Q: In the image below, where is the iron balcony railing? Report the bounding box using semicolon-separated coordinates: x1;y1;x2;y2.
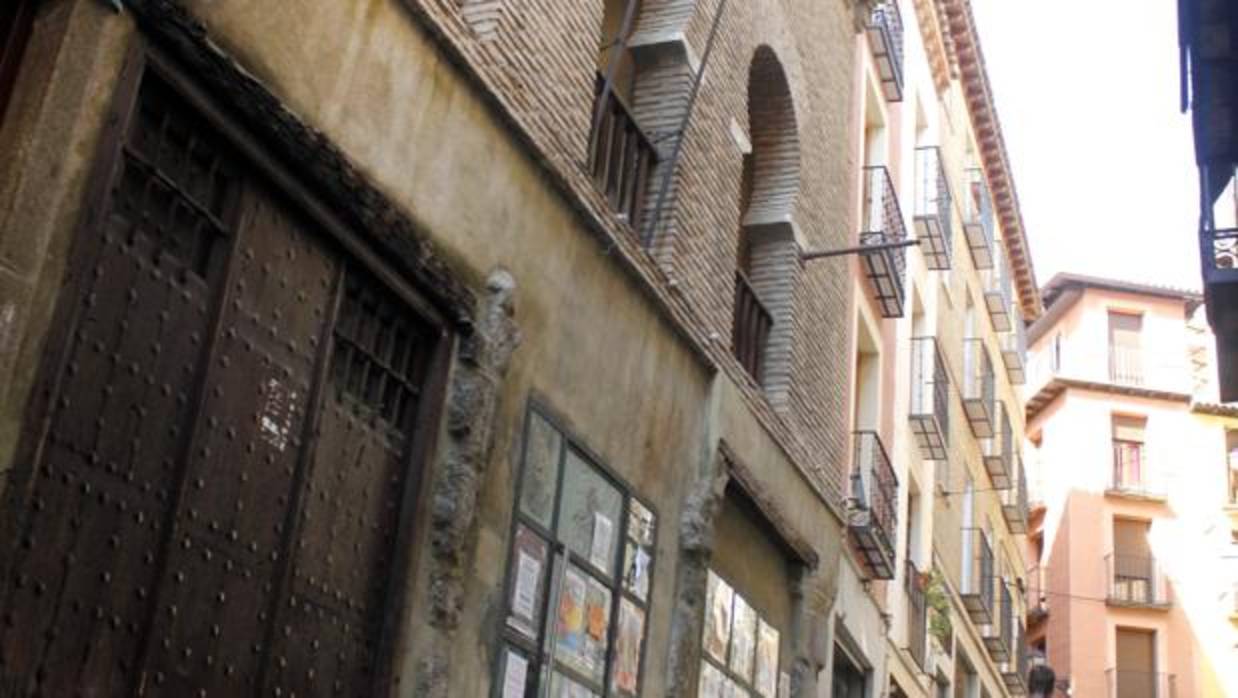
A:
913;146;952;270
1109;441;1168;500
963;168;995;270
860;165;908;318
960;527;995;625
1001;624;1029;696
1109;343;1145;386
1001;455;1029;535
588;75;657;227
1027;565;1048;621
732;270;772;385
983;580;1013;663
865;0;905;102
1203;225;1238;284
983;243;1014;332
1000;305;1027;385
1106;553;1171;607
1106;670;1177;698
982;400;1013;490
905;560;927;671
962;338;996;438
849;431;899;580
909;337;950;461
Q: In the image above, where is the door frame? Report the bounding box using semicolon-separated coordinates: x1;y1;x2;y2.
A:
0;34;458;696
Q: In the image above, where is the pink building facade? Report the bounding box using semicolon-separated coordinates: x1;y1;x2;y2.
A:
1024;274;1238;698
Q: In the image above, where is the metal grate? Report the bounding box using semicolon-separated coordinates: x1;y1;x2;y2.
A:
913;146;953;270
860;165;908;317
116;76;235;278
588;74;657;228
866;0;905;101
331;272;428;437
849;431;899;580
732;269;773;384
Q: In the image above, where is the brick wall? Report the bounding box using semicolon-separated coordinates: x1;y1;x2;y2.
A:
407;0;862;502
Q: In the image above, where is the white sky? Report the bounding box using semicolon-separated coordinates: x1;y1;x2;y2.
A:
970;0;1201;291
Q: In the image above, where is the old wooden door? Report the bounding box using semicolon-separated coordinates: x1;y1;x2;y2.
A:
0;65;435;697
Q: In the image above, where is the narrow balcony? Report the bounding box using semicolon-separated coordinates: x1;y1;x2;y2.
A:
732;269;772;384
982;400;1013;489
960;527;995;625
1105;553;1171;608
913;146;952;270
588;75;657;226
983;580;1013;664
1000;305;1027;385
1203;227;1238;402
1001;626;1029;696
865;0;905;102
962;338;996;438
1108;441;1168;501
1108;342;1145;386
1027;565;1048;623
1106;670;1177;698
909;337;950;461
963;168;995;270
983;244;1014;332
1001;455;1029;535
905;560;927;671
849;431;899;580
860;165;908;318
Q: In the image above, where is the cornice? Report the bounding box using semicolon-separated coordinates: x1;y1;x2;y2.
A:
941;0;1044;319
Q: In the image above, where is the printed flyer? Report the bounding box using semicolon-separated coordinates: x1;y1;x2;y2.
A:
728;594;756;681
702;572;733;663
754;619;780;698
612;598;644;694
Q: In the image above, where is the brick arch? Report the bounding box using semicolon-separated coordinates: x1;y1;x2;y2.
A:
734;45;801;407
744;45;802;224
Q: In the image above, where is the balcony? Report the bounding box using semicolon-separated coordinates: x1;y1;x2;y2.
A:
849;431;899;580
905;560;927;671
865;0;905;102
1000;306;1027;385
1105;553;1171;608
962;168;995;270
1108;442;1168;501
1106;670;1177;698
1027;565;1048;622
1108;343;1145;386
1001;455;1029;535
983;244;1014;332
913;146;952;270
732;270;772;384
1025;339;1192;420
1001;625;1029;696
909;337;950;461
962;339;996;438
983;581;1013;664
960;527;995;625
860;165;908;318
588;75;657;226
982;400;1013;489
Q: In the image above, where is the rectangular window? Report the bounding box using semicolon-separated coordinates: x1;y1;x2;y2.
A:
497;406;657;697
699;570;784;698
1108;312;1143;385
1111;415;1147;490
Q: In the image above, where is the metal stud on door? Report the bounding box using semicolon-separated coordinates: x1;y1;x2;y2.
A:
0;64;437;696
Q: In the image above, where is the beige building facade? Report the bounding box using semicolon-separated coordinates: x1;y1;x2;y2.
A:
1024;274;1238;698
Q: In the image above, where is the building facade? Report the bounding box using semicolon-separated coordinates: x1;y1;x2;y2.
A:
845;3;1041;697
1024;274;1238;697
0;0;1036;696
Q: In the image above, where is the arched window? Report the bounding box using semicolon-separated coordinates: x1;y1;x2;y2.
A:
588;0;657;227
732;47;801;404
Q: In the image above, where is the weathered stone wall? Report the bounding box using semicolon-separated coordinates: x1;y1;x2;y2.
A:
0;0;858;696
